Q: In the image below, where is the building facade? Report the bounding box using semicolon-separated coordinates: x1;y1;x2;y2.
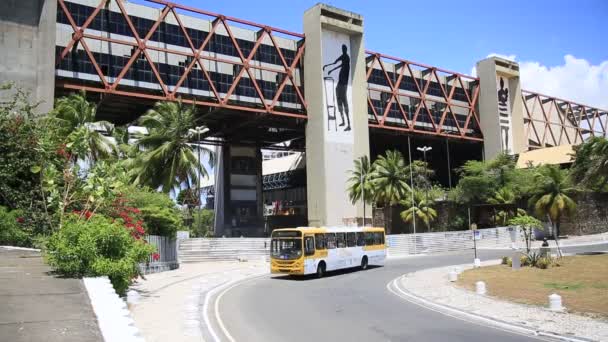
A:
1;0;606;235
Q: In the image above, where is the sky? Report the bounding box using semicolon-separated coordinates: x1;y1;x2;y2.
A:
141;0;608;109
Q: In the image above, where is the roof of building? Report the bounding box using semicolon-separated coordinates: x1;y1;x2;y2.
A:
516;144;575;168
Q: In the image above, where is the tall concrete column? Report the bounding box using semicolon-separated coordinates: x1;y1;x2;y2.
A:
303;4;370;227
476;57;525;160
0;0;56;115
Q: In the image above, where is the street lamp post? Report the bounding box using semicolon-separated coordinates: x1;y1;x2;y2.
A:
188;126;209;235
416;146;432;232
360;171;366;226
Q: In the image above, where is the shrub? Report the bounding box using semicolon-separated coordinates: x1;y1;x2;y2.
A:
501;256;509;265
0;206;31;247
122;187;183;237
45;214;154;295
520;255;530;266
537;257;551;269
526;251;542;267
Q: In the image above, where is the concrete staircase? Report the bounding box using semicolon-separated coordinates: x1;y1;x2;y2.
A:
178;238;270;263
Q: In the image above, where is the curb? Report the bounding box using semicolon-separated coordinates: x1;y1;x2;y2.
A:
84;277;145;342
387;267;595;342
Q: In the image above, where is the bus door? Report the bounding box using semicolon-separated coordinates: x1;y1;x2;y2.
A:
303;234;316;274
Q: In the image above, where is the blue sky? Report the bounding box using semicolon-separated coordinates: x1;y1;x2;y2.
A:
163;0;607;76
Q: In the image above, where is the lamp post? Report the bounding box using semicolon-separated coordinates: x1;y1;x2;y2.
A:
416;146;432;231
188;126;210;235
360;171;366;226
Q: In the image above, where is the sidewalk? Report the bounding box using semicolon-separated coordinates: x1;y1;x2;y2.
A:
0;247;102;342
129;260;268;342
481;231;608;250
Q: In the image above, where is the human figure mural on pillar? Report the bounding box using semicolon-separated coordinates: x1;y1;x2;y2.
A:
323;44;351;132
496;76;513;153
321;31;354;144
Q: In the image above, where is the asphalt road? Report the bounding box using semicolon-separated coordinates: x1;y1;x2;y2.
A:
217;244;608;342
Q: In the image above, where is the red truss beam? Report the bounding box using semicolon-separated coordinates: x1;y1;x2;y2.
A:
521;90;608;149
55;0;307;119
365;51;483;141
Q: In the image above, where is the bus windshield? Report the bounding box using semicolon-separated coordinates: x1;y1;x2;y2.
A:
270;238;302;260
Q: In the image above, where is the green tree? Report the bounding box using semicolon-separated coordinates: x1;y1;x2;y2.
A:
369;150;411;233
571;137;608;192
487;187;526;226
51;91;115;162
130;101;214;194
346;155;374;211
400;190;437;231
508;214;542;253
529;165;576;238
407;160;434;190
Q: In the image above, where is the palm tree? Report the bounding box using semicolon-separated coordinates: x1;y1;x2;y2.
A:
346;156;374;224
529;165;576;238
487;187;525;226
51;91;115;162
400;190;437;231
369;150;411;233
130;100;214;194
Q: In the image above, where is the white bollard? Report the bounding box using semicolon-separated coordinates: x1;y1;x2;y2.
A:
549;293;563;311
474;258;481;268
453;266;462;275
475;281;486;295
448;270;458;282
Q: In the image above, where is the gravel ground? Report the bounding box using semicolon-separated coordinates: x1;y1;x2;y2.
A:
400;260;608;342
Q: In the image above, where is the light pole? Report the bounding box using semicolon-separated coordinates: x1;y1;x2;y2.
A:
416;146;432;232
188;126;209;235
360;171;366;226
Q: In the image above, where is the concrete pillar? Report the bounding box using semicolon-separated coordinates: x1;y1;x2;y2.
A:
303;4;370;227
0;0;56;115
476;57;525;160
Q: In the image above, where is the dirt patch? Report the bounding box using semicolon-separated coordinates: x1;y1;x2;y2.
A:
456;254;608;318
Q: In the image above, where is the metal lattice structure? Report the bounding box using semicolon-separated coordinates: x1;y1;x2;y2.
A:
55;0;307;119
365;51;483;141
522;90;608;149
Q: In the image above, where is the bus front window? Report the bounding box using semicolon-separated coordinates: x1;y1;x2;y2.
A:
271;239;303;260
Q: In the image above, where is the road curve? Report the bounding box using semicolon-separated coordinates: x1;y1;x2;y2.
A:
216;244;608;342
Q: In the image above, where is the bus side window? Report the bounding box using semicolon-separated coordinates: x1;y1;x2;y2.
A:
336;233;346;248
315;233;326;250
304;236;315;256
356;232;366;246
381;232;385;245
346;232;356;247
373;232;381;245
365;232;374;246
326;233;336;249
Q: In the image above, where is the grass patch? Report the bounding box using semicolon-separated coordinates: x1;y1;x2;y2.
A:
456;254;608;318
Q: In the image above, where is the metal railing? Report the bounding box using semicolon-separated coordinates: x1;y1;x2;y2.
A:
139;235;179;274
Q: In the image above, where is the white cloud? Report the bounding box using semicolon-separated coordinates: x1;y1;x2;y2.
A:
471;54;608;110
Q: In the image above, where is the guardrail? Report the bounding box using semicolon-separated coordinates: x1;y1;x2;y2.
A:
387;227;516;256
139;235;179;274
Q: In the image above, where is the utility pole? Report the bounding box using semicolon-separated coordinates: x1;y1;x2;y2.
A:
360;170;366;226
188;126;210;235
408;137;416;254
417;146;432;232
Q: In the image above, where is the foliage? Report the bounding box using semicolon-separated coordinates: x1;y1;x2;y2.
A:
121;187;183;237
448;153;533;205
50;91;115;162
369;150;411;206
501;256;510;265
191;208;214;237
537;257;551;269
176;188;201;208
45;214;154;295
488;188;526;226
509;215;542;253
0;206;31;247
571;137;608;192
346;155;374;205
407;160;434;190
529;165;576;237
129;100;214;193
399;190;437;230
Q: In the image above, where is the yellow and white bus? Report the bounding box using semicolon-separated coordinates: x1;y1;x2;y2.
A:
270;227;386;277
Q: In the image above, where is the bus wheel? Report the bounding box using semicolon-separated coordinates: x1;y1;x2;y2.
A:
361;256;368;270
316;262;325;278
